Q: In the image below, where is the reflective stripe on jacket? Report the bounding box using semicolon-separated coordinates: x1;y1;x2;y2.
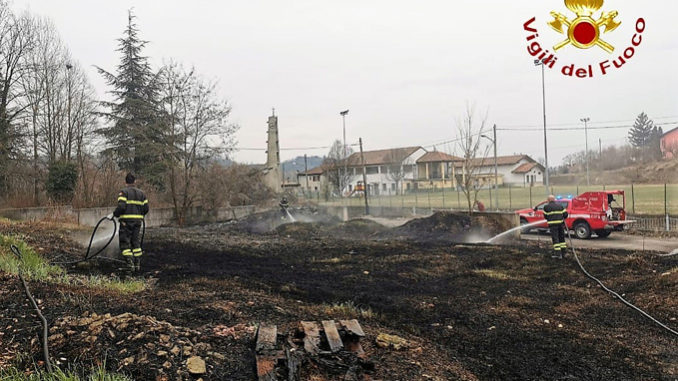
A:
113;186;149;221
543;201;568;226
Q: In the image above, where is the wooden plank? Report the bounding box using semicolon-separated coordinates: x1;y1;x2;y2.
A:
285;348;301;381
300;321;321;355
255;355;277;381
321;320;343;352
256;324;277;353
339;319;365;337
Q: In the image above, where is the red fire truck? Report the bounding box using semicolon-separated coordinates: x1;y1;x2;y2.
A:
516;190;634;239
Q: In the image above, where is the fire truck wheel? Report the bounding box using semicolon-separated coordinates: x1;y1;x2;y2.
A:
574;221;591;239
595;230;612;238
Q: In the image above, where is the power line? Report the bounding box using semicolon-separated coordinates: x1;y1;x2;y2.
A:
500;115;678;129
497;121;678;132
237;143;360;151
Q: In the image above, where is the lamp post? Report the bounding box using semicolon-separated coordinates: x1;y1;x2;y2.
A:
340;110;349;195
534;59;549;197
66;63;73;160
581;117;590;186
481;125;499;210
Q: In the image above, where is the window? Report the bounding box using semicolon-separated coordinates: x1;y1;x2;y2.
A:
382;183;387;191
349;184;353;191
380;166;387;174
406;183;411;190
391;183;396;191
366;166;378;174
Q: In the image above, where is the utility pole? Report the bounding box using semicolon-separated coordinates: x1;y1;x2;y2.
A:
359;137;369;215
534;59;549;197
581;117;591;186
340;110;349;195
304;154;309;196
481;125;499;210
493;124;498;210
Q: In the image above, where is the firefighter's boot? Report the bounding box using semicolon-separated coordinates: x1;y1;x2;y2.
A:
551;250;563;259
126;257;135;272
134;257;141;272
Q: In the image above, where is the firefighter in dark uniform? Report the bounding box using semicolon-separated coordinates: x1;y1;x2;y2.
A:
544;195;568;259
279;197;290;219
113;173;149;272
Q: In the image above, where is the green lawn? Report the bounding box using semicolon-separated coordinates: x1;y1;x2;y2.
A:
313;184;678;215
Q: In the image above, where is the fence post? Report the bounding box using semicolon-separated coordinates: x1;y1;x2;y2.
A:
457;187;461;209
665;183;669;232
442;184;446;209
427;187;432;212
631;183;635;215
508;184;512;209
529;186;533;207
576;185;579;196
414;189;418;215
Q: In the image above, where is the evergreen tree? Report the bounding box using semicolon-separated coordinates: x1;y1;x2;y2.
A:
628;112;653;148
96;10;165;183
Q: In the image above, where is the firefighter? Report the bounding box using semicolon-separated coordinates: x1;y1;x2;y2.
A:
112;173;149;272
543;195;568;259
279;196;290;219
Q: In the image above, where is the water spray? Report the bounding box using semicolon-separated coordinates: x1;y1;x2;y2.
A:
285;209;297;222
485;220;545;244
54;216;145;266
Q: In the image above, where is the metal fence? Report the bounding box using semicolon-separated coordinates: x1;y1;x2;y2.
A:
296;183;678;232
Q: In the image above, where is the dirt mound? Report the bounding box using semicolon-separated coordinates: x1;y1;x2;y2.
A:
327;219;388;239
230;207;340;234
381;212;512;242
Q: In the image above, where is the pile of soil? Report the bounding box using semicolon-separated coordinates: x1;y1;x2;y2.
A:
229;207;341;234
381;212;512;242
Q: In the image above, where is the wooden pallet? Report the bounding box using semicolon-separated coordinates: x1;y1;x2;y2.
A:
255;319;366;381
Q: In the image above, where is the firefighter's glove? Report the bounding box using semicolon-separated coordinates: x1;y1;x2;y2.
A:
106;213;114;220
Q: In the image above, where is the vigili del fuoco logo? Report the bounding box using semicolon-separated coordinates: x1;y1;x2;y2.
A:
523;0;645;78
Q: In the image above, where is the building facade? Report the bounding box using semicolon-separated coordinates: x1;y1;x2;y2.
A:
661;127;678;159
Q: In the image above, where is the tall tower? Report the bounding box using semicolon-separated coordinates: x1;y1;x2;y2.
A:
263;110;281;192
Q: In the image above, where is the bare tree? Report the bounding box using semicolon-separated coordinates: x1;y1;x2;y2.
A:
455;106;490;215
0;4;35;190
19;16;98;205
386;149;405;195
159;62;238;224
323;139;353;197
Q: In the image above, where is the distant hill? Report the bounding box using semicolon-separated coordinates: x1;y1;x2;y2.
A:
282;155;324;182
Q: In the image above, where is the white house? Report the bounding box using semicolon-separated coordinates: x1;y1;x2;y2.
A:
342;146;428;196
455;154;545;186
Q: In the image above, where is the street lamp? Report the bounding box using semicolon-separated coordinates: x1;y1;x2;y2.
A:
581;117;591;186
340;110;349;195
66;63;73;153
481;124;499;210
534;59;549;196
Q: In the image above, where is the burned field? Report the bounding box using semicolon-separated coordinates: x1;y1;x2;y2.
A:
1;211;677;380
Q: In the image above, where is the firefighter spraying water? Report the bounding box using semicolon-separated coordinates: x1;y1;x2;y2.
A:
110;173;149;272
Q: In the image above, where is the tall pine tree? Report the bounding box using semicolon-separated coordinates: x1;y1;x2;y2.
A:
96;10;165;183
628;112;653;148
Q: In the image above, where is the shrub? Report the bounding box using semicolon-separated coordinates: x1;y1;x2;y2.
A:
46;161;78;203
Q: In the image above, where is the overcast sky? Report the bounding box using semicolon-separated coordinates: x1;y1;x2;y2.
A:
12;0;678;165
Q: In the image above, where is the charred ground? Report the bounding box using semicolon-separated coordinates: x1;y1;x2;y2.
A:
1;211;676;380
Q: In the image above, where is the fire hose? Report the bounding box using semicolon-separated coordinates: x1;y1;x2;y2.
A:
53;216;145;266
566;229;678;337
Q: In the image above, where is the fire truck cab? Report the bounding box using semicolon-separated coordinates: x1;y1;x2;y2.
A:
516;190;633;239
